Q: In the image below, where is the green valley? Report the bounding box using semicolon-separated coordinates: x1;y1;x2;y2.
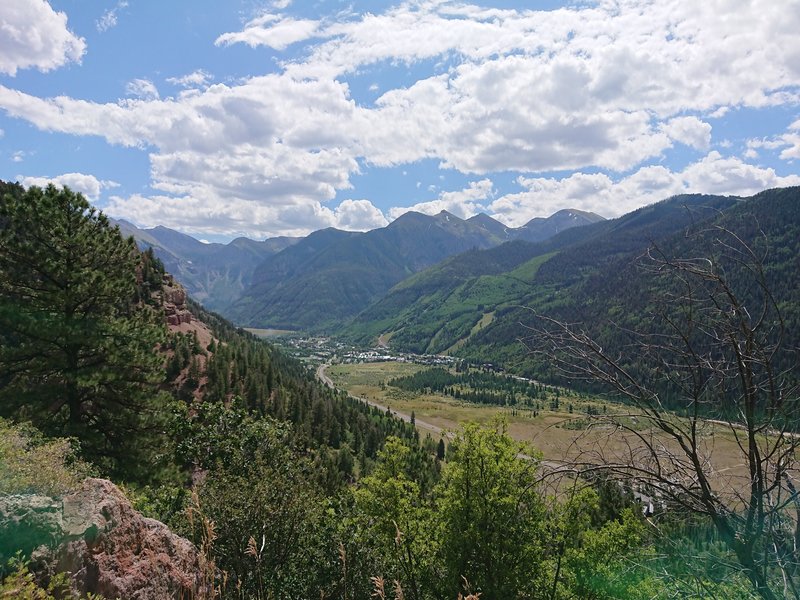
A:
3;181;800;599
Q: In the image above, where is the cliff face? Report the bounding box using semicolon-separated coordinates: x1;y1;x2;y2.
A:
162;279;193;327
1;478;209;600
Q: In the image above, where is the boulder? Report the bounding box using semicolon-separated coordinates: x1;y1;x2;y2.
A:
164;287;187;308
1;478;209;600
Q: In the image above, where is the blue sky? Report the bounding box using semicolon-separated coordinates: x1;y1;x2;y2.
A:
1;0;799;242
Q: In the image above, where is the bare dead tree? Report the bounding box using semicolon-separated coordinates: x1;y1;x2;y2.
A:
523;225;800;600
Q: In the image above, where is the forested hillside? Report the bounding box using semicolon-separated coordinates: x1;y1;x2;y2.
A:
460;188;800;387
227;211;494;330
227;208;603;332
348;190;798;373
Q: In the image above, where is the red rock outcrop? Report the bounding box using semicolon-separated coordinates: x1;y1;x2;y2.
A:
32;478;209;600
162;279;193;326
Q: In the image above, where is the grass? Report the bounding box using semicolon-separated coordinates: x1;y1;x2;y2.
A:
329;361;757;490
244;327;298;337
444;310;496;354
329;362;614;450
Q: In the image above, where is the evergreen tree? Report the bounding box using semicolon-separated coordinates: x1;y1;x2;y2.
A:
0;184;167;479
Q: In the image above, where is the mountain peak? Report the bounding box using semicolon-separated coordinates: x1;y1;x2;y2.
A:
516;208;605;243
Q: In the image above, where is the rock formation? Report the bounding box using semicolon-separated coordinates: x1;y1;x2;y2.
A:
2;478;209;599
162;278;193;326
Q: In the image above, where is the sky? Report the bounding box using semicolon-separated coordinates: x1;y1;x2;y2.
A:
1;0;799;243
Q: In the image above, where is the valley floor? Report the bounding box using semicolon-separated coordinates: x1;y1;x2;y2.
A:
323;360;765;497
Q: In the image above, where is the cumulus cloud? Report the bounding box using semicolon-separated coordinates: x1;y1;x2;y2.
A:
104;192;386;238
0;0;86;75
390;179;494;220
661;117;712;150
2;1;800;236
746;119;800;161
489;153;800;225
780;120;800;160
215;14;319;50
333;199;388;231
18;172;119;200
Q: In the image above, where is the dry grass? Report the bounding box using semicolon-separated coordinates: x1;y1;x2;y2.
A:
329;362;763;490
244;328;297;338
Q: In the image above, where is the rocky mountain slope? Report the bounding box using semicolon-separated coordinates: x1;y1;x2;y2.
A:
1;478;208;600
116;219;299;312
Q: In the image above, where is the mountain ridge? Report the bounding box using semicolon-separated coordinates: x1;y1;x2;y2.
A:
347;188;798;380
227;208;603;330
113;219;300;312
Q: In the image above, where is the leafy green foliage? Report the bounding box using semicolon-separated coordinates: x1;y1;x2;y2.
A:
179;405;337;600
0;560;105;600
434;422;546;599
0;419;90;497
344;438;437;600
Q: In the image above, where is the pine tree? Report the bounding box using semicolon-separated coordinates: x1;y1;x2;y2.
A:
0;184;167;479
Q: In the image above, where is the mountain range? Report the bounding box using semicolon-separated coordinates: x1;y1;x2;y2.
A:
344;187;800;380
121;208;603;328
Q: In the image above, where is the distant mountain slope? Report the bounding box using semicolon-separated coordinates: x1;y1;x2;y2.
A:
117;207;602;330
458;188;799;378
115;220;299;312
343;240;559;349
227;210;503;330
515;209;605;243
347;192;748;357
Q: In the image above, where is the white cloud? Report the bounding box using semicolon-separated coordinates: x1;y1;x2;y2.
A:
104;192;386;238
2;1;800;237
96;1;128;33
333;199;388;231
709;106;729;119
660;116;712;150
390;179;494;220
167;70;213;88
0;0;85;75
18;172;119;200
746;119;800;161
489;153;800;225
215;14;318;50
125;78;159;100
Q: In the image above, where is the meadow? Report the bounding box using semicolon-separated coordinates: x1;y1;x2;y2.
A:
327;361;759;493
